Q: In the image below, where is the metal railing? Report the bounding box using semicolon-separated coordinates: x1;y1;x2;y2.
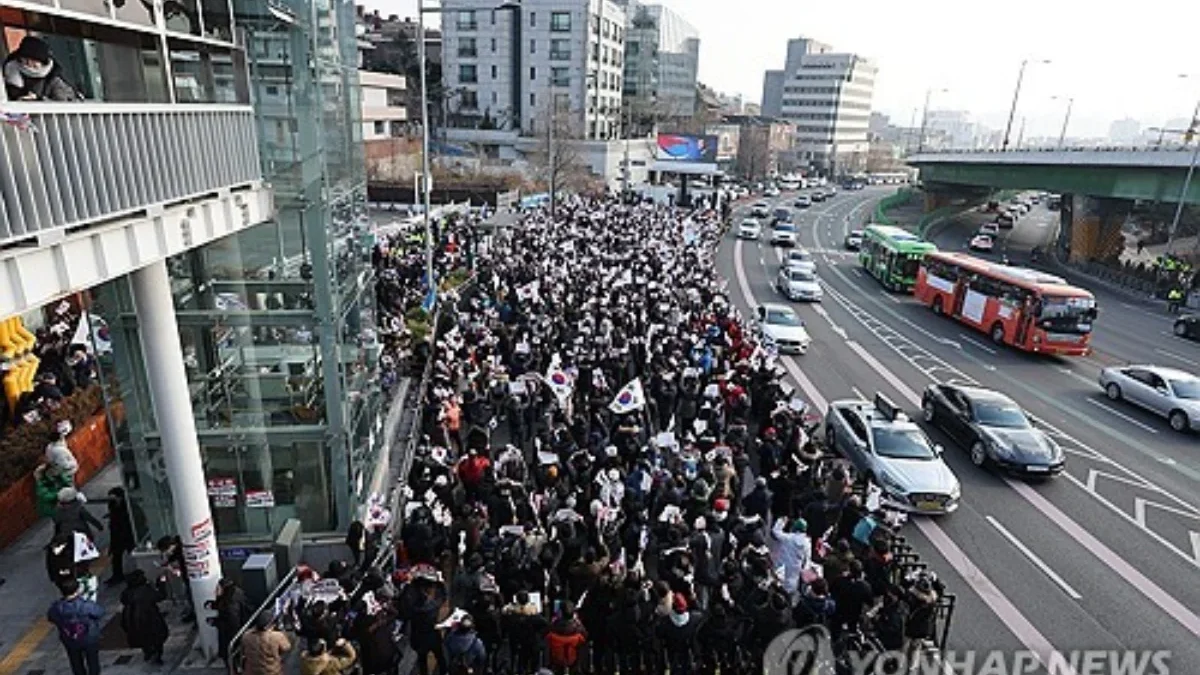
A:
0;103;262;247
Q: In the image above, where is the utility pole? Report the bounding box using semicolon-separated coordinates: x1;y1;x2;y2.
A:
548;91;557;219
1015;117;1026;150
1055;96;1073;149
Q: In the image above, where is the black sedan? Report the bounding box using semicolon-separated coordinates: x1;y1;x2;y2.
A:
921;384;1065;476
1173;315;1200;341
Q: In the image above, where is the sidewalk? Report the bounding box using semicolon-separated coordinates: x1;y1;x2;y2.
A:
0;464;218;675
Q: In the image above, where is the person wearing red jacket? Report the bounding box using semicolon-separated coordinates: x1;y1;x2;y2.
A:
545;602;587;674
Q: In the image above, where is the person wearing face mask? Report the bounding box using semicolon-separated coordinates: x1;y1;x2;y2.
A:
3;36;80;102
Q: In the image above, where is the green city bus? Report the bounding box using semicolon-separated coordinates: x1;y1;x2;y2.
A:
859;225;938;292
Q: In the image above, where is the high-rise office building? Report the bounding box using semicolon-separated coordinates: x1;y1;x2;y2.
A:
441;0;628;140
762;37;876;174
621;1;700;133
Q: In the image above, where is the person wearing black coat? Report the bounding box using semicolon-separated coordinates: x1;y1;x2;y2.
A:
120;570;168;664
105;487;145;585
209;578;254;662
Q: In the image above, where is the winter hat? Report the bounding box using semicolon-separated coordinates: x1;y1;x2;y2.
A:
15;36;52;65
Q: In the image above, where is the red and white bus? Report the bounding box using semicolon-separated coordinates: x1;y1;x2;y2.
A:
915;251;1097;356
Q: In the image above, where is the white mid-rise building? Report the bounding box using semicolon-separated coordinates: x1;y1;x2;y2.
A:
763;37;876;174
441;0;627;140
359;71;409;140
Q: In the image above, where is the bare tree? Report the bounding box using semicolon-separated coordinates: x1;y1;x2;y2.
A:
526;101;600;213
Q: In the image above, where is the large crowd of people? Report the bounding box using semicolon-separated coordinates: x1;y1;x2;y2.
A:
234;196;949;675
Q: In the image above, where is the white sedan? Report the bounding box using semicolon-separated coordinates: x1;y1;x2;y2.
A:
738;219;762;240
777;268;823;302
756;303;813;354
969;234;994;252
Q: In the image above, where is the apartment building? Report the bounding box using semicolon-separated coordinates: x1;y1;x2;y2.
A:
622;1;700;132
440;0;627;140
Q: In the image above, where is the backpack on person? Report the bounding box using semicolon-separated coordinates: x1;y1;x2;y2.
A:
446;636;481;675
51;602;91;649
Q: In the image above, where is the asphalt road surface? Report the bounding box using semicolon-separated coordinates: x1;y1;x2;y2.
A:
717;187;1200;673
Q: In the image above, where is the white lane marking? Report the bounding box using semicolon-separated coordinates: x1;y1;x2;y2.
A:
852;268;863;277
1155;348;1200;367
729;235;1080;662
1007;479;1200;639
959;333;999;355
850;386;867;400
880;291;902;304
733;239;827;413
846;340;925;404
1057;366;1099;387
915;520;1074;674
986;516;1083;600
811;304;848;340
1084;398;1160;434
818;278;1200;572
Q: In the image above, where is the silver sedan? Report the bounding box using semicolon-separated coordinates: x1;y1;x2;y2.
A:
1099;365;1200;432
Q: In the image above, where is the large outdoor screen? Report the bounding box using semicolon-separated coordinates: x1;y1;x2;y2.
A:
655;133;719;164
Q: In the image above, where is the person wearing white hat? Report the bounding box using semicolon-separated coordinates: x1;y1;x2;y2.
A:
52;487;103;540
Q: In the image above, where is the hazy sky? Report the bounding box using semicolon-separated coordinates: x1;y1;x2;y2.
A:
366;0;1200;139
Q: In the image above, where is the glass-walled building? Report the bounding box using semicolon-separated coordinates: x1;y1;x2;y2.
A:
79;0;376;542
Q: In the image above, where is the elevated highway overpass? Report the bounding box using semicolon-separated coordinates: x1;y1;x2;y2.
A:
907;146;1199;261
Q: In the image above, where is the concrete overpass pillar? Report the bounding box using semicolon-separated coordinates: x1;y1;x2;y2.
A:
923;191;954;212
1060;195;1132;264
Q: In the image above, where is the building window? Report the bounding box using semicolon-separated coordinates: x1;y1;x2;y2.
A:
554;92;570;110
460;90;479;110
551;11;571;31
530;38;536;54
459;64;478;83
530;92;536;106
628;41;639;56
530;66;537;81
601;45;608;64
591;14;600;35
456;10;477;30
529;11;536;27
374;121;385;135
490;9;496;24
591;43;599;61
551;67;569;87
589;121;596;137
492;91;498;104
491;64;497;79
458;37;477;57
550;39;571;60
491;38;497;52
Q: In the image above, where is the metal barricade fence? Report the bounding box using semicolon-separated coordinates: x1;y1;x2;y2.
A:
226;566;300;674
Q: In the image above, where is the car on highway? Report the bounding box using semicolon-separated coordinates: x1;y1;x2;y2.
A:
810;190;826;203
979;222;1000;236
772;207;793;224
997;212;1015;228
737;218;762;240
921;384;1064;475
825;393;961;514
777;267;823;302
750;201;771;218
1047;194;1062;210
794;195;812;208
770;222;798;247
1011;202;1031;215
969;234;994;252
764;185;781;197
756;303;812;354
844;229;865;250
825;186;838;198
1172;315;1200;341
1099;365;1200;432
782;248;817;273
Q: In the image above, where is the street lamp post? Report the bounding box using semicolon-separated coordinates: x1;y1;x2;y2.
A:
417;0;519;306
1167;138;1200;253
1015;117;1026;150
917;87;948;153
1002;58;1050;151
1051;95;1073;149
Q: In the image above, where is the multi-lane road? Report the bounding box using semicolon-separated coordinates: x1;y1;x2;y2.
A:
716;187;1200;672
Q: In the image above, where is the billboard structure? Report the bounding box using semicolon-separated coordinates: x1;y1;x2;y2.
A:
652;133;720;175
